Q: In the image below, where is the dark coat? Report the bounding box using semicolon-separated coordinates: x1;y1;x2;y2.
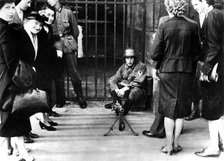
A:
151;16;201;73
34;27;57;93
0;19;19;109
200;9;224;120
150;16;201;119
0;21;33;137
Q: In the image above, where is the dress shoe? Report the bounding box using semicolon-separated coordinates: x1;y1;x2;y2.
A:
185;111;200;121
77;96;87;109
49;111;61;117
24;136;34;143
48;120;58;126
39;121;56;131
28;132;39;138
105;102;114;109
142;130;165;138
173;145;183;154
161;146;174;155
195;148;221;157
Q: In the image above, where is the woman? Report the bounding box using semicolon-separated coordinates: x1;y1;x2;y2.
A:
150;0;201;155
0;0;34;160
34;4;59;131
191;0;224;157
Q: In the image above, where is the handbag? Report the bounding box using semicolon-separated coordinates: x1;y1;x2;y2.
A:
12;60;35;90
195;61;219;82
11;89;50;117
61;35;78;53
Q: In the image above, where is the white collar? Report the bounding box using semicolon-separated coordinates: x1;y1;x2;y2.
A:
207;6;214;13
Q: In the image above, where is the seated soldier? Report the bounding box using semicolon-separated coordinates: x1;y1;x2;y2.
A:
105;48;147;115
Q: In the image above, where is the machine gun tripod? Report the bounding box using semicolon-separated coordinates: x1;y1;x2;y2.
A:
104;102;138;136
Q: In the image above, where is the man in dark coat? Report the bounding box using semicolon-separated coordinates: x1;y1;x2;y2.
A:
142;15;170;139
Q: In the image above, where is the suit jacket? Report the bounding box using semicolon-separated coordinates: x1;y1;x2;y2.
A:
0;19;19;108
200;9;224;76
150;16;201;73
152;15;170;69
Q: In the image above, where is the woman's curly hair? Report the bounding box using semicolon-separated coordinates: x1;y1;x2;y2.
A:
164;0;188;16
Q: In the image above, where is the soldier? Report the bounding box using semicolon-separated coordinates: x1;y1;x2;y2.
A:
47;0;87;109
105;48;147;115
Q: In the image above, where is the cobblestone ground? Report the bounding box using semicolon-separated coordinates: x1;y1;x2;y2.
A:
1;101;224;161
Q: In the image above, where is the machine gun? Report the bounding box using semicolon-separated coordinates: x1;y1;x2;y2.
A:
104;102;138;136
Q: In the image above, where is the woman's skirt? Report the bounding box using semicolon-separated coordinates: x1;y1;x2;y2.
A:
201;76;224;120
158;73;194;119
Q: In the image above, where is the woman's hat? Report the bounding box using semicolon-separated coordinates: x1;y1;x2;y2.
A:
25;11;48;23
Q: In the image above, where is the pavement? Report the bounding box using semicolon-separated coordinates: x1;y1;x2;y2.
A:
1;101;224;161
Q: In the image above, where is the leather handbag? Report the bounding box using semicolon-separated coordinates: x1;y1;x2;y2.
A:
12;60;35;90
61;35;78;53
11;89;50;117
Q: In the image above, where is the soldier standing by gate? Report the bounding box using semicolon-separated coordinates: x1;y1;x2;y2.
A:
47;0;87;109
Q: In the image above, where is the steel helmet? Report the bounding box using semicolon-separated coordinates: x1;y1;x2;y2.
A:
123;48;136;58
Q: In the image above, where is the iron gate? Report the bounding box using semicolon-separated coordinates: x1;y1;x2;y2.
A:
34;0;147;100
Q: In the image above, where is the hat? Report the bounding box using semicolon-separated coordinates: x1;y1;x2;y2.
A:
123;48;136;58
25;11;48;23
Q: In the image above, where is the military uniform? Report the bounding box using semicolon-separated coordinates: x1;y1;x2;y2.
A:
52;6;87;108
108;61;147;115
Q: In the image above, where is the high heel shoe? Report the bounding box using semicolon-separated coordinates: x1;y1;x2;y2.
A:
7;147;13;156
48;121;58;126
161;146;173;155
39;121;56;131
173;145;183;154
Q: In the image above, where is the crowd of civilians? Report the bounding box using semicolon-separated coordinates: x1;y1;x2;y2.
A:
0;0;87;160
1;0;224;160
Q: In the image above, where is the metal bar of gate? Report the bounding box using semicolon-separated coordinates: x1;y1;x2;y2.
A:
141;0;146;62
95;0;98;98
104;1;107;99
130;0;133;47
84;0;88;98
113;0;117;69
123;0;126;51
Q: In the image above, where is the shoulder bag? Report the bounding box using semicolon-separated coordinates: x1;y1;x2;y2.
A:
12;60;35;90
